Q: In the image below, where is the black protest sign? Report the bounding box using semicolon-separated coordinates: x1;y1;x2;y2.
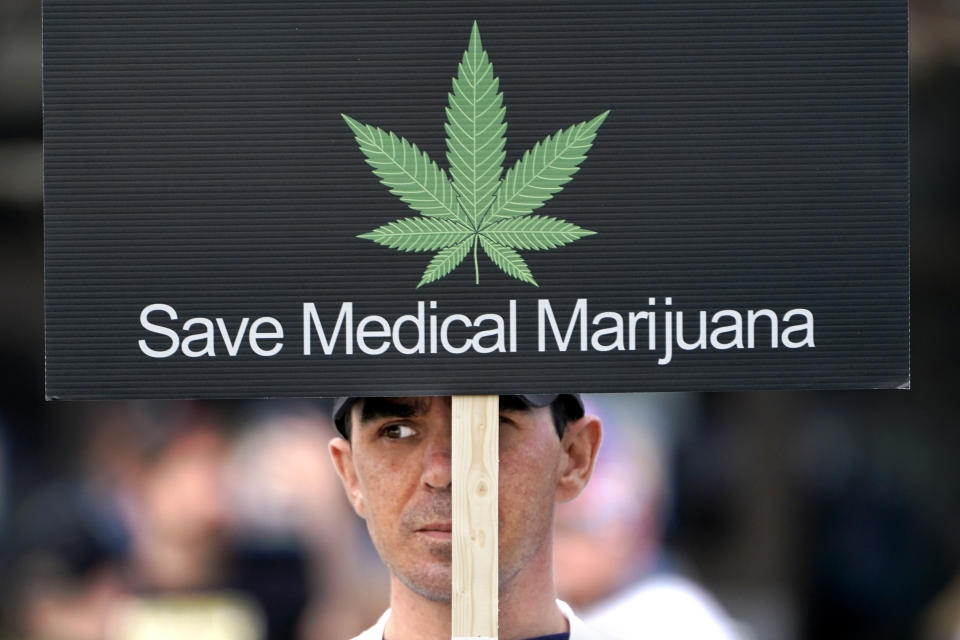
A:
44;1;908;398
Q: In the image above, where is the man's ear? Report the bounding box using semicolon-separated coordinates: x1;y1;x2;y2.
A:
329;437;366;518
556;414;602;503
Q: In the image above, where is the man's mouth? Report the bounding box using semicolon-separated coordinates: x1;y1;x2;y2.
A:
416;522;452;539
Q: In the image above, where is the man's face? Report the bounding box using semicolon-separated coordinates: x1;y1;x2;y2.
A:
329;396;568;602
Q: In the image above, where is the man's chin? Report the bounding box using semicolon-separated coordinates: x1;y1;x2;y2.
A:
395;564;453;603
408;583;453;603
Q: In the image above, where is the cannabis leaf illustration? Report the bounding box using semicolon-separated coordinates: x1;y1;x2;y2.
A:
344;21;608;287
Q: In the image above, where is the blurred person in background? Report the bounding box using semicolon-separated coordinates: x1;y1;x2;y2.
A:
1;403;145;640
555;395;744;640
0;475;127;640
0;399;396;640
226;402;389;639
1;402;302;640
100;402;269;640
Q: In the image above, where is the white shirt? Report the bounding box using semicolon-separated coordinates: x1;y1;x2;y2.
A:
584;575;744;640
350;599;615;640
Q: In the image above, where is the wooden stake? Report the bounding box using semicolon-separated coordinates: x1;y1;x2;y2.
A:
451;395;499;640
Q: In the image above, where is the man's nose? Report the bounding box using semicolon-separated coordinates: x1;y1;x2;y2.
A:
421;431;452;490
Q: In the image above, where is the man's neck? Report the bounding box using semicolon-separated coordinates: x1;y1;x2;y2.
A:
383;545;567;640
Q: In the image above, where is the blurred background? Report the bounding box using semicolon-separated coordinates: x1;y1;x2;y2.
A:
1;1;957;638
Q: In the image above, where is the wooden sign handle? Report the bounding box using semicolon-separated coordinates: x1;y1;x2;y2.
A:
452;395;499;640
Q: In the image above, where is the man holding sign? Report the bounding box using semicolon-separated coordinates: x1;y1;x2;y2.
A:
329;394;612;640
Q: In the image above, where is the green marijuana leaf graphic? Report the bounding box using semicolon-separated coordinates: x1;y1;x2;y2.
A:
344;21;608;287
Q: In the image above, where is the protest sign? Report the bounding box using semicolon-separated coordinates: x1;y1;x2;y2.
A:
44;2;908;399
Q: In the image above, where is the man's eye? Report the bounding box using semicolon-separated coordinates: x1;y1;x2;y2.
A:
381;424;416;439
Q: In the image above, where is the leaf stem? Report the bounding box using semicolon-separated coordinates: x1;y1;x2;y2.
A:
473;235;480;284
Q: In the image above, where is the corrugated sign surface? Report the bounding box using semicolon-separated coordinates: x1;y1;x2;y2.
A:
44;1;909;397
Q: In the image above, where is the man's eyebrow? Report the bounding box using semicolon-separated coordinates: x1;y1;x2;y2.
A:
358;397;429;425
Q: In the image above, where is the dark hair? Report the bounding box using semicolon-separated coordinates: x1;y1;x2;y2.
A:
549;395;583;438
